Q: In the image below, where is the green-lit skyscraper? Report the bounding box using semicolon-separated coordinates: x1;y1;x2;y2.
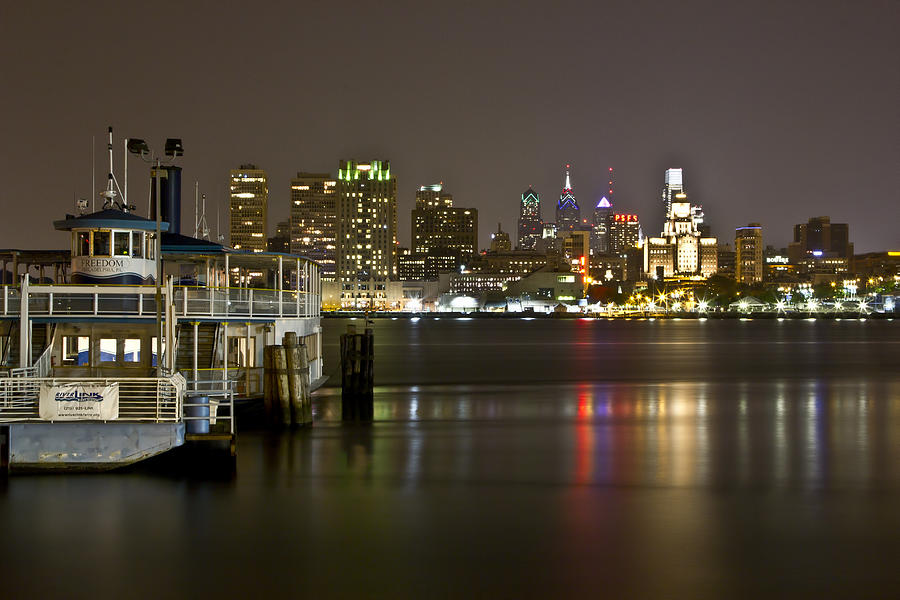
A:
336;160;397;283
517;186;542;250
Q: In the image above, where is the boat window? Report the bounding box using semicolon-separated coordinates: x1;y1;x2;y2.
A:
147;233;156;260
62;336;90;365
76;232;90;257
228;337;256;367
131;232;143;258
123;338;141;363
113;231;130;256
93;231;111;256
99;338;118;363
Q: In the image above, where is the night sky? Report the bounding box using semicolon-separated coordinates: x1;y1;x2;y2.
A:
1;0;897;252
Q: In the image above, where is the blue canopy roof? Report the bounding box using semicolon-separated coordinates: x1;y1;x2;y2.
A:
54;209;170;232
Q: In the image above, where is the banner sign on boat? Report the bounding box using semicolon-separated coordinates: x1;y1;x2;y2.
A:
39;382;119;421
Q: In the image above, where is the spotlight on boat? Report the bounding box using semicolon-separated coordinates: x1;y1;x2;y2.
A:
164;138;184;157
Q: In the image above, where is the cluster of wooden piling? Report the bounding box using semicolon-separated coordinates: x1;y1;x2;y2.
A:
340;326;375;420
263;331;312;427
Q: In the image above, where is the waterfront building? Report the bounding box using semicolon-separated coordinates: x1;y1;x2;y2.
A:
290;172;337;281
336;160;397;282
556;164;581;231
592;197;613;254
643;177;717;279
735;223;764;284
267;219;290;253
764;246;795;282
517;186;543;250
505;266;584;303
490;223;512;253
467;249;550;278
853;251;899;280
229;164;267;252
608;213;641;256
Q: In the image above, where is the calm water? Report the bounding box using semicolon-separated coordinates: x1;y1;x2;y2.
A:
2;318;900;598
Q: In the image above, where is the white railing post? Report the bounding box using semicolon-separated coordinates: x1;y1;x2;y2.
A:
192;321;199;385
48;292;53;316
19;275;29;368
296;258;301;316
93;293;99;315
222;323;228;394
3;285;7;315
278;255;283;317
249;288;253;317
183;287;188;316
138;291;143;316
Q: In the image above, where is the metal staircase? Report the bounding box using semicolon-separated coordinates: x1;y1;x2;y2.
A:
175;322;218;373
3;322;52;368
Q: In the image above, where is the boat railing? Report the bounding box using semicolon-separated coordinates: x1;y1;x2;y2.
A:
184;377;236;435
2;284;321;320
0;375;184;423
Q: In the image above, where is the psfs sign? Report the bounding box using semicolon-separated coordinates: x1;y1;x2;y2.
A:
39;382;119;421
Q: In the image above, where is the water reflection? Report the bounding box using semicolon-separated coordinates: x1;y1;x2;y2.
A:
295;378;900;492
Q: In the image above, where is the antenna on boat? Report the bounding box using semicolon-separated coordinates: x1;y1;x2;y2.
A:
194;181;210;240
100;126;125;210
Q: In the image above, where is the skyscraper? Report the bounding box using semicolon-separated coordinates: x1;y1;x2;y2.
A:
608;213;641;255
556;164;580;231
661;168;683;219
592;197;613;254
336;160;397;282
411;183;477;276
735;223;764;284
415;184;453;209
517;186;542;250
290;172;337;281
229;164;267;252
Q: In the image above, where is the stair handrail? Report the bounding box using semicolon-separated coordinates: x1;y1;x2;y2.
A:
33;324;57;378
1;322;13;367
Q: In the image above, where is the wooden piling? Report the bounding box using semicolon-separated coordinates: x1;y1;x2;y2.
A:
340;327;374;420
283;332;309;426
273;345;291;426
263;346;274;423
297;342;312;424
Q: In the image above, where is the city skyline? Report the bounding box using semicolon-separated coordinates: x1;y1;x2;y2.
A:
0;2;897;253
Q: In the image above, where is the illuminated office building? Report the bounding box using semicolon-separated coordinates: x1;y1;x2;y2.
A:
517;186;542;250
556;164;580;231
290;172;337;281
592;197;613;254
735;223;764;284
609;213;641;256
411;185;477;260
644;171;717;279
229;164;268;252
336;160;397;283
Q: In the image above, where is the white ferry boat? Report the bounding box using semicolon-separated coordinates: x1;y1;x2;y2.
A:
0;132;322;472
